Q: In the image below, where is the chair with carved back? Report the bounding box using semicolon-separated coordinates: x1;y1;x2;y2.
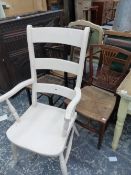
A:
0;26;90;175
65;44;131;149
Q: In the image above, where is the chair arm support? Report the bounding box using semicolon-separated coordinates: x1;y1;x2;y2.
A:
0;79;33;103
65;87;81;121
63;87;81;136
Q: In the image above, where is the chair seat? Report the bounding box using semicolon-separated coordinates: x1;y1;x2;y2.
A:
6;103;76;156
77;86;116;123
65;86;116;124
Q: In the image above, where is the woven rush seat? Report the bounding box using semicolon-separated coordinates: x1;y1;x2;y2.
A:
65;86;116;124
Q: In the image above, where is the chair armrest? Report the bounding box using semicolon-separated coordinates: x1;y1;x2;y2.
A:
0;79;33;103
63;87;81;136
65;87;81;120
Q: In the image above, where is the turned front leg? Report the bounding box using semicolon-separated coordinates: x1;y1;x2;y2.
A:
112;98;128;150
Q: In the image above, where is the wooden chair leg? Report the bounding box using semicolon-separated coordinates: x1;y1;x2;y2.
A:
109;95;120;123
97;123;106;149
64;72;68;87
73;124;79;137
65;128;74;164
59;153;68;175
26;88;54;106
47;96;54;106
11;143;18;166
26;88;32;105
72;79;76;88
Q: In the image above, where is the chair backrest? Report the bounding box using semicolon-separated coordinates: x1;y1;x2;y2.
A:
69;20;104;46
104;30;131;52
88;44;131;93
68;20;104;62
27;25;90;105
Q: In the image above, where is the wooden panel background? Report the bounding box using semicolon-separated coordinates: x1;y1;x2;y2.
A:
0;10;63;92
3;0;47;17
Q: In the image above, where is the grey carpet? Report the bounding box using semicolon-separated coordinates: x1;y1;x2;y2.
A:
0;90;131;175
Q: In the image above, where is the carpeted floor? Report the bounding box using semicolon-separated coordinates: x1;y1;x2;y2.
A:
0;90;131;175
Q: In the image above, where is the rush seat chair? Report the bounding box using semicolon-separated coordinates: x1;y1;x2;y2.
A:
65;44;131;149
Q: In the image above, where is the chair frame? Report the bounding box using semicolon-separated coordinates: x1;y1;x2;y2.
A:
26;36;76;106
82;44;131;148
0;26;90;175
65;43;131;149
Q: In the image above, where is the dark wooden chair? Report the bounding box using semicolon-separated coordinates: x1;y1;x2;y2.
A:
65;44;131;149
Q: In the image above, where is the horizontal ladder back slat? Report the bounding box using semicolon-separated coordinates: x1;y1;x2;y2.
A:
31;27;84;47
35;58;79;75
36;83;75;99
112;57;129;64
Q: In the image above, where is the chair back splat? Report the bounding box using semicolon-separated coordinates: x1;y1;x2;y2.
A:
89;44;131;92
27;26;90;105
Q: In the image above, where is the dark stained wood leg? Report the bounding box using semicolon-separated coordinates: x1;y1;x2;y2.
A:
72;79;76;88
64;72;68;87
109;95;120;123
48;96;54;106
97;123;106;149
26;88;32;105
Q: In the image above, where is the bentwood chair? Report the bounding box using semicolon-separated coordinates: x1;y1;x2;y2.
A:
65;44;131;149
0;26;90;175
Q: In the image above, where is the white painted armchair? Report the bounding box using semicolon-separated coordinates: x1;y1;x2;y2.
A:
0;26;90;175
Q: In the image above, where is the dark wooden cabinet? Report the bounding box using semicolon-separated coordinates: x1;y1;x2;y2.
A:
0;10;63;92
92;0;114;25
